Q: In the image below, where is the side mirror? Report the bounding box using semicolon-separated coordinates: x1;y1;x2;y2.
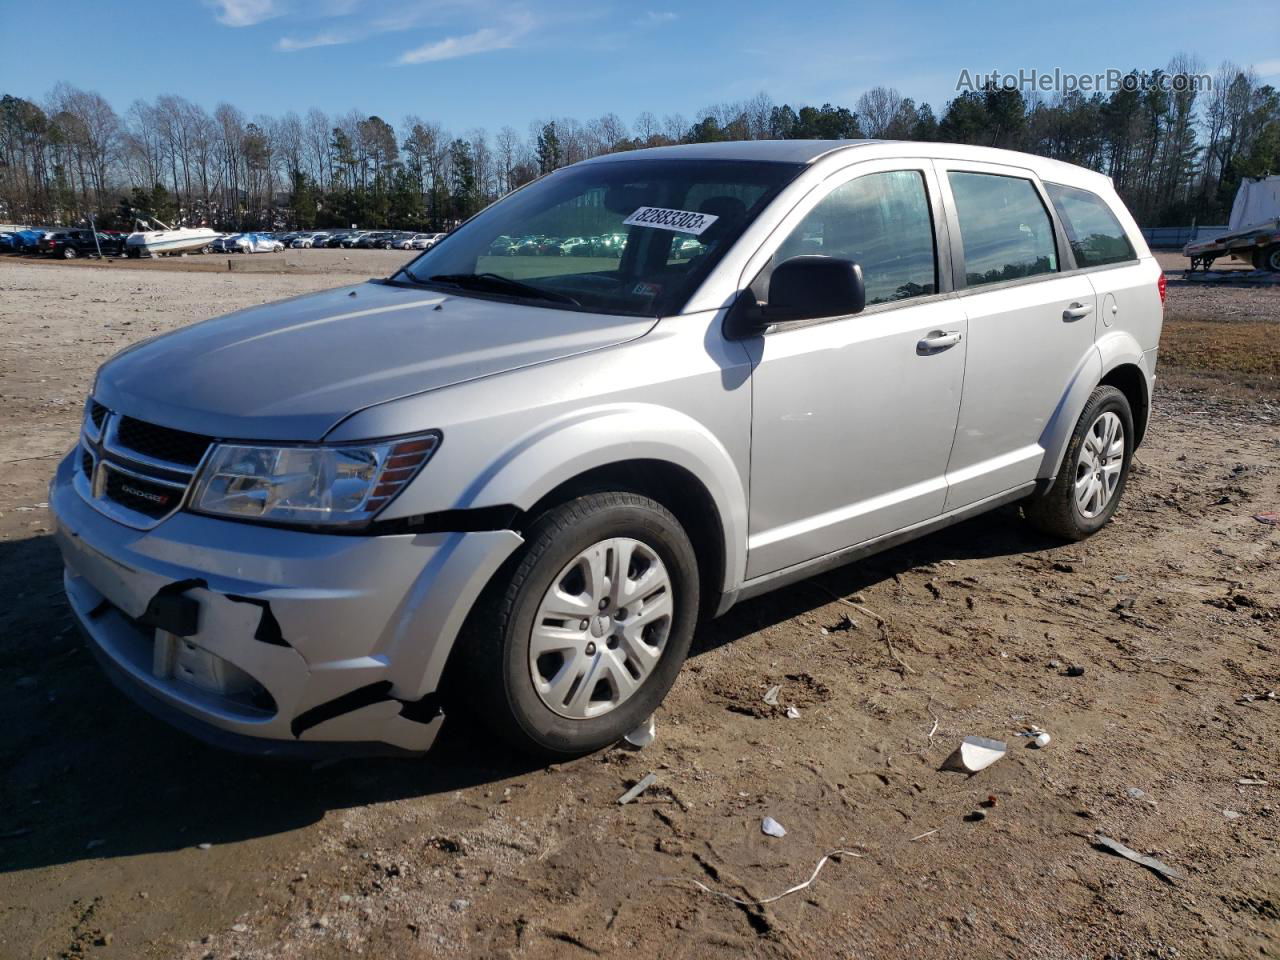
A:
725;256;866;338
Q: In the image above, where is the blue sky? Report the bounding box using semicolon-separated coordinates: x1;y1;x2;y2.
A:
2;0;1276;133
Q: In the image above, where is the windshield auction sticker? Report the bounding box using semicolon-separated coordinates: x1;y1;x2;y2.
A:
623;206;719;236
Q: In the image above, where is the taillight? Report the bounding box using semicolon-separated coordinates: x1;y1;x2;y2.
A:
1157;273;1167;305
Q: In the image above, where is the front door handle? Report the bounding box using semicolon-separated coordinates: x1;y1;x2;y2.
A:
1063;302;1094;321
918;330;962;353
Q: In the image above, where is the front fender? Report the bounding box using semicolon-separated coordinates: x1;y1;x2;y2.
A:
460;402;748;596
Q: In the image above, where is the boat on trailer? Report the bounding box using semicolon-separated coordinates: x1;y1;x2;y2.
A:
125;217;219;257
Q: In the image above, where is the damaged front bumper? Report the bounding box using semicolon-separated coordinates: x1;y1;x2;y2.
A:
49;452;522;756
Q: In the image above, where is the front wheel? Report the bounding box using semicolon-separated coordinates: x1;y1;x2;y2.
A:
62;247;77;259
1025;385;1134;541
456;492;700;758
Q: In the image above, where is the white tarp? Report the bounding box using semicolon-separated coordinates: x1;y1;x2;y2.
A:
1228;176;1280;232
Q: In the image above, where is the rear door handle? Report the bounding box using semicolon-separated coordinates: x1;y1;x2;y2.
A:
917;330;962;353
1062;302;1094;321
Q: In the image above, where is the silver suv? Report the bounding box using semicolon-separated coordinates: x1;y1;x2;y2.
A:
51;140;1164;758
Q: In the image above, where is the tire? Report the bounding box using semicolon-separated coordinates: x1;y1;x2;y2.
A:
1025;385;1134;541
455;492;700;758
1262;245;1280;273
62;247;77;259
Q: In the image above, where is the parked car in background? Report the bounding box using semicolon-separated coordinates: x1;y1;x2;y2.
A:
486;236;515;256
39;229;124;258
356;232;393;249
14;229;51;254
560;236;593;256
0;232;16;252
291;233;327;248
209;234;235;253
339;232;367;248
396;233;429;250
231;233;285;254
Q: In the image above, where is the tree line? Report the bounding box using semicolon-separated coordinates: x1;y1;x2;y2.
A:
1;55;1276;234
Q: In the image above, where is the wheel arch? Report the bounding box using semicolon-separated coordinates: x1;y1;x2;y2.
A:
517;458;728;620
1038;333;1153;481
459;403;748;608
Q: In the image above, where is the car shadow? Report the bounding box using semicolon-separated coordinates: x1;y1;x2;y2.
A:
0;504;1055;874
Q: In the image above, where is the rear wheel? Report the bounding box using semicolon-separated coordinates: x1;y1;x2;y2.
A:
1025;385;1134;541
456;492;699;758
62;246;77;259
1261;245;1280;273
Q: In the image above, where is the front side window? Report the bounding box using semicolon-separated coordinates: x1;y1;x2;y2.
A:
400;159;801;317
1044;182;1136;268
769;170;937;306
947;171;1058;288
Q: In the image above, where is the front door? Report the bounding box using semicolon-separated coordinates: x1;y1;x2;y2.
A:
743;161;966;580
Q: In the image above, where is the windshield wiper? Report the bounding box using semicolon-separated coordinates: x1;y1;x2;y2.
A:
424;272;581;306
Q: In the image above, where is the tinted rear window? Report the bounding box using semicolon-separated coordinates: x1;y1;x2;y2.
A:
947;171;1058;288
1044;182;1136;268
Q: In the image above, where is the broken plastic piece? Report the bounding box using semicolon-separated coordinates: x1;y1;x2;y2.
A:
1093;834;1183;881
761;816;787;838
1032;732;1052;748
680;849;862;906
624;715;656;748
942;736;1007;773
785;705;801;719
616;773;657;805
1253;512;1278;525
763;685;781;706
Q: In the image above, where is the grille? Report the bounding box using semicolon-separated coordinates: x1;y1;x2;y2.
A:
115;416;212;467
103;468;182;519
79;399;211;529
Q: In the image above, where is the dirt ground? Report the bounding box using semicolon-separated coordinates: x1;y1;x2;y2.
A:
0;254;1277;960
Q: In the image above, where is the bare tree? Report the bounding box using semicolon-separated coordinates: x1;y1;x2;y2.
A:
857;86;904;138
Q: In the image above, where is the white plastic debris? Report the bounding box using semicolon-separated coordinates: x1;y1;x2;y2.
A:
785;705;801;719
1017;725;1052;748
761;816;787;838
763;685;781;706
624;715;656;748
1223;809;1242;820
616;773;657;805
683;849;862;906
943;736;1007;773
1093;834;1183;881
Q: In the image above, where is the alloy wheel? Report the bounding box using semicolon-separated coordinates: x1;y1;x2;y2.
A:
1074;411;1125;519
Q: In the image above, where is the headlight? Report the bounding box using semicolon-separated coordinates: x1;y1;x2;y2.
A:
191;433;439;527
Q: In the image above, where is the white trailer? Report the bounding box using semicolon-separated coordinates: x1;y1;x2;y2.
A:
1183;175;1280;272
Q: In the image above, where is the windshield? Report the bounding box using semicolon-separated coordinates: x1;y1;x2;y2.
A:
398;158;802;316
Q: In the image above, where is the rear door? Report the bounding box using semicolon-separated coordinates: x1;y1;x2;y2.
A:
938;163;1097;510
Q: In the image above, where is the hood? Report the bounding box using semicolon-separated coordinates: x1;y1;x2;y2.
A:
95;280;656;441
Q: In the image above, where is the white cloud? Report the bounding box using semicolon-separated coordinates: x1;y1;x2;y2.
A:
207;0;283;27
397;15;533;64
1254;58;1280;77
644;11;678;23
276;31;350;51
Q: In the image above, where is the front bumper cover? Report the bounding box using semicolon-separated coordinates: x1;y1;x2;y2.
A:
50;451;522;755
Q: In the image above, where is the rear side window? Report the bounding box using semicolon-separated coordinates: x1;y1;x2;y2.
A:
947;172;1057;288
773;170;937;306
1044;182;1136;268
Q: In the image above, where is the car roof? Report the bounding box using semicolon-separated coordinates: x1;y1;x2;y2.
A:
583;139;882;165
581;138;1115;190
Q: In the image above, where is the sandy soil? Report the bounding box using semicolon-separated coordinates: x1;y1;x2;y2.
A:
0;258;1277;960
